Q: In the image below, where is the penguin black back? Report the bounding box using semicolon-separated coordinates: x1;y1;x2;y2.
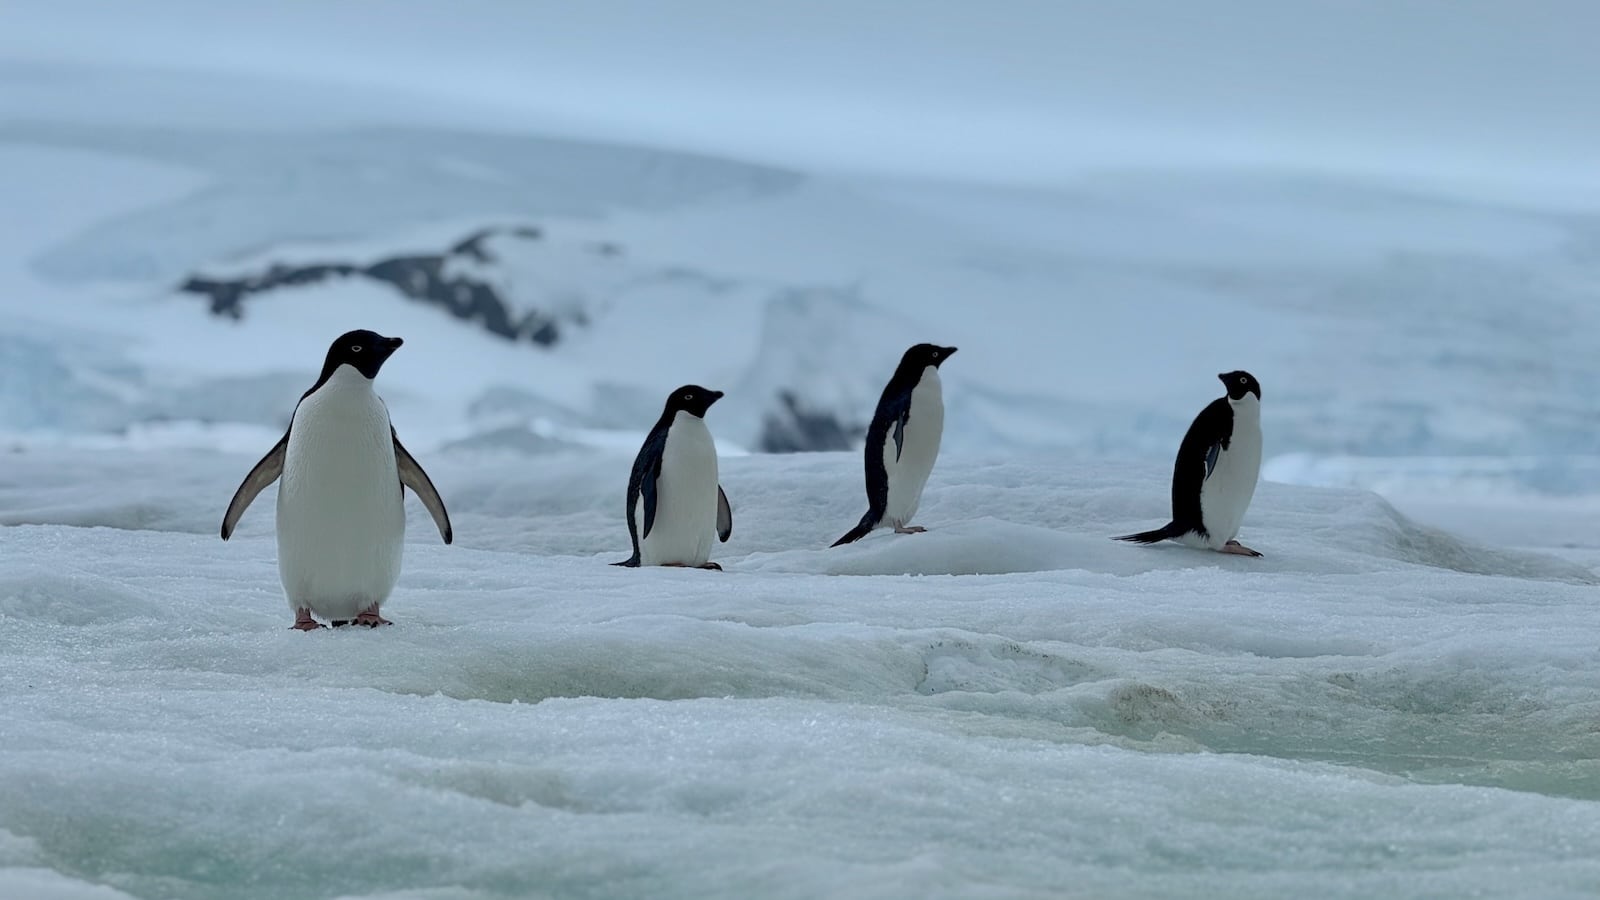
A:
1116;370;1262;545
832;343;957;547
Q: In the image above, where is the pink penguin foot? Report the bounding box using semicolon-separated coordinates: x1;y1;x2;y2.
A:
354;605;393;627
1221;540;1263;558
290;609;326;631
894;525;928;534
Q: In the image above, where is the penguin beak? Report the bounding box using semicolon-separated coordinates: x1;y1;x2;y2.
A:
386;337;404;351
708;390;725;404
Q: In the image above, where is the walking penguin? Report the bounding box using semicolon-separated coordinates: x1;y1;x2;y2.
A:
832;343;956;547
1115;370;1264;556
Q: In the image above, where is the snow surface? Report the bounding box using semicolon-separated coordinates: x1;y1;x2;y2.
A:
4;448;1600;899
5;7;1600;896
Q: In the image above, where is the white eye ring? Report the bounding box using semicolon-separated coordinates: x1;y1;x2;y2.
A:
1238;376;1247;384
351;345;363;352
682;393;692;401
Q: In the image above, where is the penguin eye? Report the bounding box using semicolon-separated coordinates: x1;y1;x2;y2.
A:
351;345;363;353
682;392;692;401
1238;376;1247;384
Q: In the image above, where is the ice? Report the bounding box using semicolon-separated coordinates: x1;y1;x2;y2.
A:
5;447;1600;898
5;6;1600;895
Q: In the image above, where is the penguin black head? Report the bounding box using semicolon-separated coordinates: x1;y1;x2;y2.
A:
1219;370;1261;402
322;329;404;381
898;343;958;376
663;384;724;419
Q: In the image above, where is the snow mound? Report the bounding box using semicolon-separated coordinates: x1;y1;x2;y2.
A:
6;448;1590;585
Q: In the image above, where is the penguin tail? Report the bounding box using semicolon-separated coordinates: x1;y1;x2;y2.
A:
830;513;877;548
1113;522;1186;545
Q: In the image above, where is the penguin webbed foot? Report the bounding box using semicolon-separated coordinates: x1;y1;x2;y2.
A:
1221;540;1263;558
699;562;723;571
355;605;393;627
290;609;326;631
894;525;928;535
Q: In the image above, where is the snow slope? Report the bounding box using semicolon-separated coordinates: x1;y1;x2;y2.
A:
5;112;1600;473
3;448;1600;899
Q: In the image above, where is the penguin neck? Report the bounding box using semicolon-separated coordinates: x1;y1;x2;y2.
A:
914;365;942;392
303;361;379;401
1228;393;1261;423
322;364;377;395
669;409;709;431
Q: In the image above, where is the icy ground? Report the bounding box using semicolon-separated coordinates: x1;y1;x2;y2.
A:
5;15;1600;896
3;448;1600;899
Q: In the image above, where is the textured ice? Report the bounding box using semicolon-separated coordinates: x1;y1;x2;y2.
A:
5;15;1600;897
4;448;1600;898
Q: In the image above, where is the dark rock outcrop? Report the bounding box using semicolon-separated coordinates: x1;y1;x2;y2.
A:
179;226;598;346
758;390;863;454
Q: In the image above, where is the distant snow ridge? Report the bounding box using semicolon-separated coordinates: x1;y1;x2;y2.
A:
171;227;889;454
181;226;605;347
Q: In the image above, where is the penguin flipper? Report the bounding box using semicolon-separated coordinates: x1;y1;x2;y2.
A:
393;429;453;544
1204;442;1221;480
886;394;912;462
641;456;661;540
1113;522;1187;544
220;432;287;540
716;485;732;542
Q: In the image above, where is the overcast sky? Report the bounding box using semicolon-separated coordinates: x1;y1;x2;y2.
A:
5;0;1598;184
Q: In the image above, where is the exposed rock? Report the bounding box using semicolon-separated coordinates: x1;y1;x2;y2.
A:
179;226;595;347
758;390;864;454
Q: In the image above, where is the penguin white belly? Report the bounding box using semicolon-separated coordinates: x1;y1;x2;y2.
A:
881;367;944;528
275;368;405;619
639;413;719;567
1196;404;1262;548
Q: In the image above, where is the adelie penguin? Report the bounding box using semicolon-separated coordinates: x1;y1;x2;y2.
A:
220;330;453;629
614;385;733;570
832;343;956;547
1115;370;1264;557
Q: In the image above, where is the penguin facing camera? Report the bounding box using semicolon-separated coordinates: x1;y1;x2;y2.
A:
614;385;733;570
221;330;453;629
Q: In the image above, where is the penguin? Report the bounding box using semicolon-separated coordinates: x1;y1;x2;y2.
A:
220;329;453;630
831;343;956;547
1115;370;1264;557
613;385;732;570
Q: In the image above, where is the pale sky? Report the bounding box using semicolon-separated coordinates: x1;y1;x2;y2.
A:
4;0;1598;184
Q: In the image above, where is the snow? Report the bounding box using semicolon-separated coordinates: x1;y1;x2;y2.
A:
5;126;1599;472
5;3;1600;895
4;449;1600;898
